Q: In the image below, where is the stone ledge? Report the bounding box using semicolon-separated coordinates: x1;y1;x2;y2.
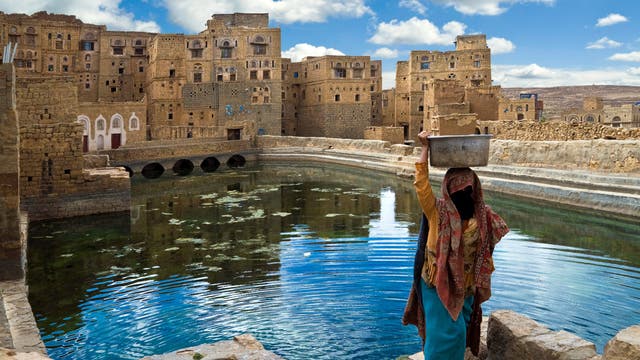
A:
140;334;283;360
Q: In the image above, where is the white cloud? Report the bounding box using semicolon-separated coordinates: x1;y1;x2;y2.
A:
487;37;515;54
596;13;628;27
282;43;345;62
161;0;374;33
492;64;640;87
429;0;554;16
586;37;622;49
0;0;161;32
400;0;427;15
368;17;466;45
372;47;399;59
609;51;640;62
627;67;640;76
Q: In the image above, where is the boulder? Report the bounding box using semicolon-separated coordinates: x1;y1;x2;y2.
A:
140;334;283;360
603;325;640;360
488;310;598;360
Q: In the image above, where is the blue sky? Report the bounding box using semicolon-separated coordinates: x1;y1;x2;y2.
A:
2;0;640;89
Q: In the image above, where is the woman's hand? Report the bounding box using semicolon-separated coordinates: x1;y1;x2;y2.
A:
418;131;430;164
418;131;430;148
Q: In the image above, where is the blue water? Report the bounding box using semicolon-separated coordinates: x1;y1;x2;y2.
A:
27;164;640;359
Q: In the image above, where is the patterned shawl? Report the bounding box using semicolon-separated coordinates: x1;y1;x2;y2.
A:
431;167;509;320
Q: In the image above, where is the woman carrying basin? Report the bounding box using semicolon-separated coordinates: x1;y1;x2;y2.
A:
403;131;509;359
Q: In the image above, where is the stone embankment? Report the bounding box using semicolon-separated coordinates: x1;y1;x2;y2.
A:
257;136;640;218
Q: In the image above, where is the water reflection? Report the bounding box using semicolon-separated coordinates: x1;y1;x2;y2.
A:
27;163;640;359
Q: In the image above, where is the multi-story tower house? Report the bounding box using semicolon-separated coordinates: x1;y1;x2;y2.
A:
285;55;382;138
391;34;492;140
146;13;282;140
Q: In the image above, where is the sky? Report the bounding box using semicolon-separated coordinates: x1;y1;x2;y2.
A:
1;0;640;90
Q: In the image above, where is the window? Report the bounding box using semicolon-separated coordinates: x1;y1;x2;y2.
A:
293;72;299;78
130;117;139;130
62;65;68;72
449;62;455;69
250;71;258;80
217;74;223;81
113;47;123;55
191;49;203;58
263;70;270;79
264;96;269;103
169;69;175;78
135;48;144;55
168;112;173;120
335;68;346;78
97;119;105;130
139;66;144;72
112;118;121;128
56;41;63;50
253;44;267;55
335;94;340;102
111;87;117;93
230;74;236;81
82;41;94;51
194;73;202;83
48;64;54;72
252;96;258;103
421;62;430;70
353;69;363;79
85;82;90;89
118;67;124;74
355;94;360;102
474;60;481;68
221;48;232;58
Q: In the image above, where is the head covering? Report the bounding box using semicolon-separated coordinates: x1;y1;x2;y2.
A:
445;168;475;195
426;167;509;321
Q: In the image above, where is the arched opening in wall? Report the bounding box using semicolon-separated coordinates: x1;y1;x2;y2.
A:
227;155;246;168
141;162;165;179
111;115;123;149
517;113;525;120
200;157;220;172
77;117;90;152
172;159;194;176
116;165;134;177
97;135;104;150
612;116;621;128
475;128;481;134
484;126;489;134
586;115;595;123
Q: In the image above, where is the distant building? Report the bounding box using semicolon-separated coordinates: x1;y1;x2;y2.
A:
498;93;542;121
562;96;640;128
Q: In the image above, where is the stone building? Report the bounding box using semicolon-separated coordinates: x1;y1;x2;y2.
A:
498;93;542;121
385;34;497;140
562;96;640;128
283;55;382;138
146;13;282;141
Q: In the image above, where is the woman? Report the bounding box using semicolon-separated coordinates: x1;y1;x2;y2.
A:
403;131;509;359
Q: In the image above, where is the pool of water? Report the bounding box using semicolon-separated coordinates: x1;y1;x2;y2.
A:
27;163;640;360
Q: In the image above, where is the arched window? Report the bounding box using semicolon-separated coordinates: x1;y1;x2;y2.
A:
26;27;35;34
9;26;17;34
112;117;121;128
254;35;265;43
85;54;91;62
97;119;105;131
129;114;139;130
586;115;595;123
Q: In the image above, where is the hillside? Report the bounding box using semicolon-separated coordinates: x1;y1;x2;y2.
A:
502;85;640;119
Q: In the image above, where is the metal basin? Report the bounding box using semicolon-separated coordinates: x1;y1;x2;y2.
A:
428;134;492;168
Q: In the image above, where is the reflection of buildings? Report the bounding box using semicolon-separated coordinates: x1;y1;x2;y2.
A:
368;188;410;238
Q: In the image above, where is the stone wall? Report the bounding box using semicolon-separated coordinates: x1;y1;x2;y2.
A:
480;120;640;141
490;139;639;173
364;126;404;144
0;64;23;280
